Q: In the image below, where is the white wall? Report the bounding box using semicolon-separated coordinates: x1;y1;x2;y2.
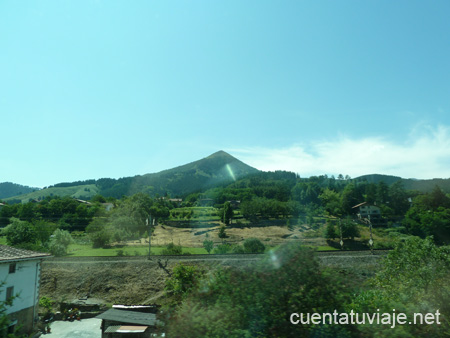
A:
0;260;41;314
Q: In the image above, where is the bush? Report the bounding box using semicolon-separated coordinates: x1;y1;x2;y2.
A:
243;238;265;253
325;221;338;240
89;229;111;248
162;243;183;255
232;245;245;254
213;243;232;254
218;225;227;238
49;229;74;256
2;218;37;246
203;239;214;254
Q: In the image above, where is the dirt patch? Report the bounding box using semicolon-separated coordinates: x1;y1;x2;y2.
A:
40;256;254;307
149;224;318;247
41;259;173;306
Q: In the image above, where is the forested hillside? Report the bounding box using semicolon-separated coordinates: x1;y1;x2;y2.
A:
0;182;37;199
2;151;259;202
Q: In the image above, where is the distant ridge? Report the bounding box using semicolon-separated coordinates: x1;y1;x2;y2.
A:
354;174;403;185
4;152;450;203
0;182;37;200
3;151;259;202
354;174;450;193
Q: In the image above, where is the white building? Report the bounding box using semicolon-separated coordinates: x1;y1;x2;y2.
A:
0;245;50;335
352;202;382;222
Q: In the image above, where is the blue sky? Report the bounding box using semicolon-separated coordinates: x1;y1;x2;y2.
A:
1;0;450;187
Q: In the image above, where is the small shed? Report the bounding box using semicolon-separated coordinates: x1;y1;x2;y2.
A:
96;308;160;338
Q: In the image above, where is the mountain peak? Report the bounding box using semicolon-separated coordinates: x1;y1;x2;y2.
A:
207;150;233;158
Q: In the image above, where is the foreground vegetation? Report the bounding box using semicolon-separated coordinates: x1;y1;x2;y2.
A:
160;238;450;337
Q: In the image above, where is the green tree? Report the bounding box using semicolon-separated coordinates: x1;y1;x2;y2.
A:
39;296;54;320
213;243;232;254
388;181;409;216
164;263;204;307
319;188;342;216
2;218;37;247
86;219;111;248
375;181;389;204
48;229;74;256
325;221;338;240
202;239;214;254
341;218;360;240
162;243;182;255
403;189;450;244
243;237;265;253
221;201;234;225
240;200;259;221
33;220;58;248
340;183;361;214
218;225;227;239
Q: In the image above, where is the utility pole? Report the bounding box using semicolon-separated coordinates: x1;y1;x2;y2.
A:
147;215;153;260
368;214;374;255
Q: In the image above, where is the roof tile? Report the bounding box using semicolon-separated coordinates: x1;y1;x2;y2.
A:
0;245;51;261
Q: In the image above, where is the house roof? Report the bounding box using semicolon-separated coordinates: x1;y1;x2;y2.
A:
0;245;51;262
96;308;159;326
104;325;149;333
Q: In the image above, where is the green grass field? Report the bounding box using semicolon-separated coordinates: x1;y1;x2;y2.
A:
66;243;337;256
0;234;341;256
67;243;209;256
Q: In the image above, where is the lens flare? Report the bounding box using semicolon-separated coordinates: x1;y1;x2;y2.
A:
226;164;236;181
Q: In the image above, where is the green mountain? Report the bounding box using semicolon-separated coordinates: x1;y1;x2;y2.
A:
354;174;450;193
0;182;38;200
354;174;403;185
96;150;260;198
4;151;259;202
5;152;450;204
3;184;99;204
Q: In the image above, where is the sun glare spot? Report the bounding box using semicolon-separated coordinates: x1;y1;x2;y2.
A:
226;164;236;181
270;250;280;269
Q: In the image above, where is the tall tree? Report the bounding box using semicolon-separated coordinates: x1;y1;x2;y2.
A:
221;201;234;225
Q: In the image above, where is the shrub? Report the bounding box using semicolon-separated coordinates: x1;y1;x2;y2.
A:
2;218;37;246
243;238;265;253
116;249;126;256
218;225;227;238
232;245;245;254
49;229;74;256
162;243;183;255
203;239;214;254
213;243;232;254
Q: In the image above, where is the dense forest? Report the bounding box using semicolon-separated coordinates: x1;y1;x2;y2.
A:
1;170;450;252
0;182;37;199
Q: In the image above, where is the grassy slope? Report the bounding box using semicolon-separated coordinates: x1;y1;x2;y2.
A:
3;184;99;203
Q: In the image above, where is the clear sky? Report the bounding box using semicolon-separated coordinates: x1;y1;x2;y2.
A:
1;0;450;188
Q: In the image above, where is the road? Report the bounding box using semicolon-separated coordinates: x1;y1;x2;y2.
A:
47;318;102;338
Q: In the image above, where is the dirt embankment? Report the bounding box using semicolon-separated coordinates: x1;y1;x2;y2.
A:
40;256;254;306
40;252;384;307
